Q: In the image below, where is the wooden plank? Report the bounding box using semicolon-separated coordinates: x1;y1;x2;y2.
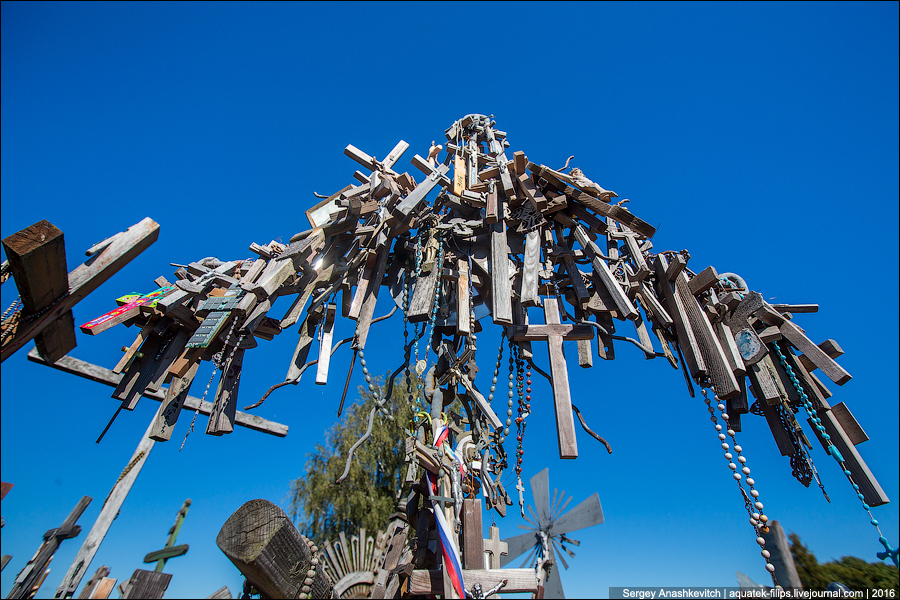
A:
3;217;160;362
149;362;200;442
349;250;376;320
562;186;656;238
779;321;852;385
27;349;288;437
120;569;171;599
746;354;786;404
454;154;466;196
688;266;719;296
761;521;803;590
544;298;578;459
89;578;117;599
810;411;889;506
456;259;470;336
2;219;69;312
573;225;638;320
206;348;245;435
798;339;843;374
830;402;868;445
406;263;440;323
143;544;189;563
286;312;320;381
775;341;829;410
353;234;391;350
520;230;541;307
315;303;336;385
485;184;499;224
408;569;537;595
759;399;798;456
113;320;154;374
490;221;512;325
112;319;172;410
2;219;77;362
460;499;483;570
653;254;705;379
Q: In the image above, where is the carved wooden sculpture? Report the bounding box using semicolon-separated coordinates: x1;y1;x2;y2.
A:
55;114;895;595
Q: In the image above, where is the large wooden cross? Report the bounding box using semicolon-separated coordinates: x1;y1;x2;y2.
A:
511;297;593;459
7;496;92;599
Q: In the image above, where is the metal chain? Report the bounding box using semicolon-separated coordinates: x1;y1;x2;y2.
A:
179;318;241;451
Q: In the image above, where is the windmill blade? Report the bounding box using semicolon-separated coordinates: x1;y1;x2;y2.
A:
555;537;577;558
551;538;570;570
500;531;539;566
530;468;551;526
523;506;540;530
543;545;566;599
527;504;542;532
518;524;537;531
551;490;566;521
519;544;539;569
550;492;603;537
550;488;560;521
555;494;573;521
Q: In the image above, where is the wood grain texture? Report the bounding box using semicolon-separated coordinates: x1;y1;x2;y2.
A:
149;362;200;442
544;298;578;459
653;254;706;379
810;411;889;506
407;263;440;323
490;221;512;325
216;499;331;599
206;348;245;435
461;499;483;570
456;259;470;336
779;319;852;385
27;349;288;437
353;234;391;350
2;217;159;362
830;402;868;445
120;570;171;599
315;304;336;385
520;230;541;307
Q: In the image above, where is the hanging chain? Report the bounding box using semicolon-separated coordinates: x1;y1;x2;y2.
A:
703;387;780;586
180;318;242;451
772;341;898;567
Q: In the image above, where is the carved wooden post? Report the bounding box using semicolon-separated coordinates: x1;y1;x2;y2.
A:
216;499;332;599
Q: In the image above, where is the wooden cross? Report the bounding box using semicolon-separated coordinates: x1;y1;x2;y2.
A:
1;218;159;363
33;353;289;599
142;499;191;573
7;496;92;599
483;526;508;569
511;297;593;459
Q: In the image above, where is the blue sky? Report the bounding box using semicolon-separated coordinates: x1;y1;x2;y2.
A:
2;2;897;598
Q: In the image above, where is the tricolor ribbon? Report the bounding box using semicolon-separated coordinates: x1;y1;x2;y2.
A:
434;424;467;478
426;471;466;598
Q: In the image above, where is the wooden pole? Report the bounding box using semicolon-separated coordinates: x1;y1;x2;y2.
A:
54;422;155;599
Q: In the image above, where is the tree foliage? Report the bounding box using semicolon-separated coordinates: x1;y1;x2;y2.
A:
790;532;899;591
288;375;415;545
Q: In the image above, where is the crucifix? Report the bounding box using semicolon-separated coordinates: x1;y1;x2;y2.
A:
511;296;593;459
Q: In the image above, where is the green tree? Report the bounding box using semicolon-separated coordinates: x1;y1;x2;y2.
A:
790;532;899;591
288;374;416;544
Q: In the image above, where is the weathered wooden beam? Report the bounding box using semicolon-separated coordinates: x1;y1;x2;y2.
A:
27;349;288;437
216;499;332;599
119;569;171;600
489;221;512;325
408;569;537;595
2;218;160;362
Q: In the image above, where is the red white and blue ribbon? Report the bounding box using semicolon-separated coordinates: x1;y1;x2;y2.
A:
434;423;467;478
426;470;466;598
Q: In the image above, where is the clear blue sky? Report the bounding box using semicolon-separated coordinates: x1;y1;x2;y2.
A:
2;2;897;598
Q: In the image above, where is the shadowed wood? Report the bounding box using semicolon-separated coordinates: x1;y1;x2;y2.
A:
149;362;200;441
27;349;288;437
206;348;245;435
779;319;851;386
461;499;483;570
3;217;159;362
810;411;888;507
761;521;803;590
831;402;868;445
119;570;171;599
8;496;91;599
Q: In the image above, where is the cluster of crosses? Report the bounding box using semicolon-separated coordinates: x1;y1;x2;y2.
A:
3;113;894;598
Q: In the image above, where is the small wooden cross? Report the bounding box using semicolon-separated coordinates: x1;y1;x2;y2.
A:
142;499;191;573
511;297;593;459
483;526;508;569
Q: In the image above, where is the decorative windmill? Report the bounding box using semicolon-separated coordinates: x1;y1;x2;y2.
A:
500;468;604;599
